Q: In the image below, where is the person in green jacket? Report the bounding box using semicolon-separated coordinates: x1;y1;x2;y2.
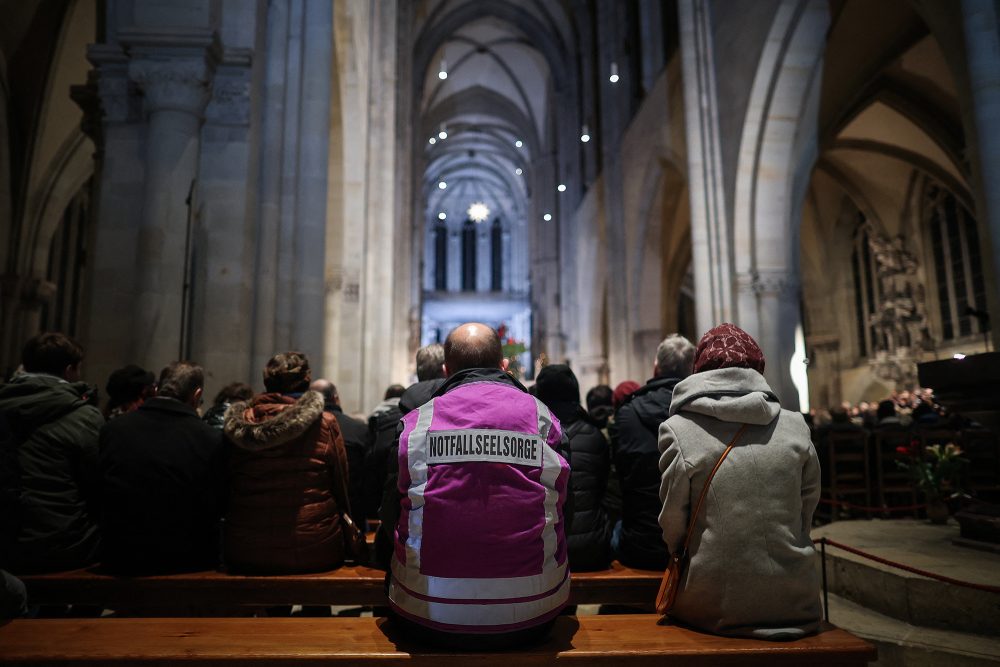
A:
0;333;103;574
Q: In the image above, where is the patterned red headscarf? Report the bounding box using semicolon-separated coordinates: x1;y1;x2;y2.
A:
693;323;765;374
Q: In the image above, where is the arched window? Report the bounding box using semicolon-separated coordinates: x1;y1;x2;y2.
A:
490;217;502;291
925;184;988;341
433;221;447;291
461;219;477;291
851;216;878;358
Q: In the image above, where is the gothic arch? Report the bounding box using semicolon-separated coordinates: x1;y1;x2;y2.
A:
730;0;830;408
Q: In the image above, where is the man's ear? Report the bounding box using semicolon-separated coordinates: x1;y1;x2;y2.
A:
192;386;204;409
501;358;510;372
63;363;81;382
443;363;451;377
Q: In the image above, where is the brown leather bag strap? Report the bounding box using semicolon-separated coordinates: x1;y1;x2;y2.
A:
678;422;748;558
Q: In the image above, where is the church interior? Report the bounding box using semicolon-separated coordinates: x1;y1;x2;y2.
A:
1;1;999;663
2;0;996;413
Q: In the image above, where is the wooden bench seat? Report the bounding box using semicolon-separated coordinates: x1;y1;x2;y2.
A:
0;615;877;665
21;561;662;609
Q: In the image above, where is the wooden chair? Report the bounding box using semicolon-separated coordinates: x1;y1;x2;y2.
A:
818;428;872;519
872;427;920;517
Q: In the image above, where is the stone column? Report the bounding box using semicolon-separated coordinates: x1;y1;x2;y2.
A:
962;0;1000;347
678;0;735;333
740;269;802;409
127;48;215;368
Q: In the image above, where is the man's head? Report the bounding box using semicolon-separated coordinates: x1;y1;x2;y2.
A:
310;378;339;405
157;361;205;408
653;334;695;379
263;351;311;393
106;365;156;405
415;343;446;381
213;382;253;406
21;332;84;381
586;384;613;412
384;384;406;400
443;323;506;376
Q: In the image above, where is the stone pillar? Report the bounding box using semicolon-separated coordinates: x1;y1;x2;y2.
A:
678;0;734;333
739;269;802;408
962;0;1000;347
127;43;216;368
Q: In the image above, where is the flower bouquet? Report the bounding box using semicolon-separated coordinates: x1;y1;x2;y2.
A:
896;441;968;523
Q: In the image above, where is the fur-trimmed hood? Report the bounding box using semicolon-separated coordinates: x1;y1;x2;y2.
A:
224;390;325;451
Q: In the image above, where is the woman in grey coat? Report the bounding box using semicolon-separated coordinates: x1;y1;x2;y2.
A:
658;323;822;639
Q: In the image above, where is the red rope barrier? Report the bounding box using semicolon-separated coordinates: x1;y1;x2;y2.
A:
818;498;927;513
815;537;1000;594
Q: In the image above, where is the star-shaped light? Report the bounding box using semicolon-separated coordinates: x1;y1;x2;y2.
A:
467;202;490;223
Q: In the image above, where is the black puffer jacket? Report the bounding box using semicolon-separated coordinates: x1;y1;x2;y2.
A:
561;408;612;571
0;373;103;573
610;376;681;570
326;404;369;520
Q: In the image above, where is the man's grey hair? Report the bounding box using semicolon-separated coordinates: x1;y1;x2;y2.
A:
655;334;695;379
415;343;446;381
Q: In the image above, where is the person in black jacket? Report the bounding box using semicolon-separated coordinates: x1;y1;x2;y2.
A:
311;378;370;522
609;333;694;570
98;362;227;574
0;333;103;573
398;343;446;416
535;364;611;571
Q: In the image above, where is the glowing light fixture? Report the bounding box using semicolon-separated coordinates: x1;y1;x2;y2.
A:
438;212;447;220
467;201;491;223
609;62;620;83
580;125;591;143
438;124;448;140
428;137;437;145
515;167;523;176
438;181;447;190
515;140;523;148
438;59;448;80
543;213;552;222
557;184;567;192
954;353;967;360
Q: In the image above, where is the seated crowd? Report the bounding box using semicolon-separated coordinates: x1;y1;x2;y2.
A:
0;324;822;645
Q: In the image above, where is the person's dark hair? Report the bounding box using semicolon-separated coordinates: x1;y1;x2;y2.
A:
535;364;580;406
443;323;503;373
157;362;205;403
586;385;613;411
415;343;446;381
830;406;850;424
263;351;311;393
384;384;406;400
21;332;83;376
106;365;156;405
213;382;253;406
876;399;897;421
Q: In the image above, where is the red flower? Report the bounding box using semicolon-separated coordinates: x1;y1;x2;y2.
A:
896;446;911;455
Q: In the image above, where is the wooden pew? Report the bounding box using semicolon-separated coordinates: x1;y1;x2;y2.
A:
0;615;877;665
21;561;663;610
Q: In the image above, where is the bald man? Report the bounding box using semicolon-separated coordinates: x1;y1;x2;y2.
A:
379;323;572;649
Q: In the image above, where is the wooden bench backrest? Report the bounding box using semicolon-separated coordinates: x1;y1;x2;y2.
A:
22;561;664;609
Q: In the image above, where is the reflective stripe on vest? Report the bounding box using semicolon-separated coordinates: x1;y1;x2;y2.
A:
391;388;568;628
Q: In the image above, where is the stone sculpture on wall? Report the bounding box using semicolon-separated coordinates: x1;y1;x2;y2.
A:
866;228;933;385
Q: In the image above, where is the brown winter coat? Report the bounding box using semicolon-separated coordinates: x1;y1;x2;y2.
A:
223;390;348;573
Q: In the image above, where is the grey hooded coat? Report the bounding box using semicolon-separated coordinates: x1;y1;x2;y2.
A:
657;367;822;639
